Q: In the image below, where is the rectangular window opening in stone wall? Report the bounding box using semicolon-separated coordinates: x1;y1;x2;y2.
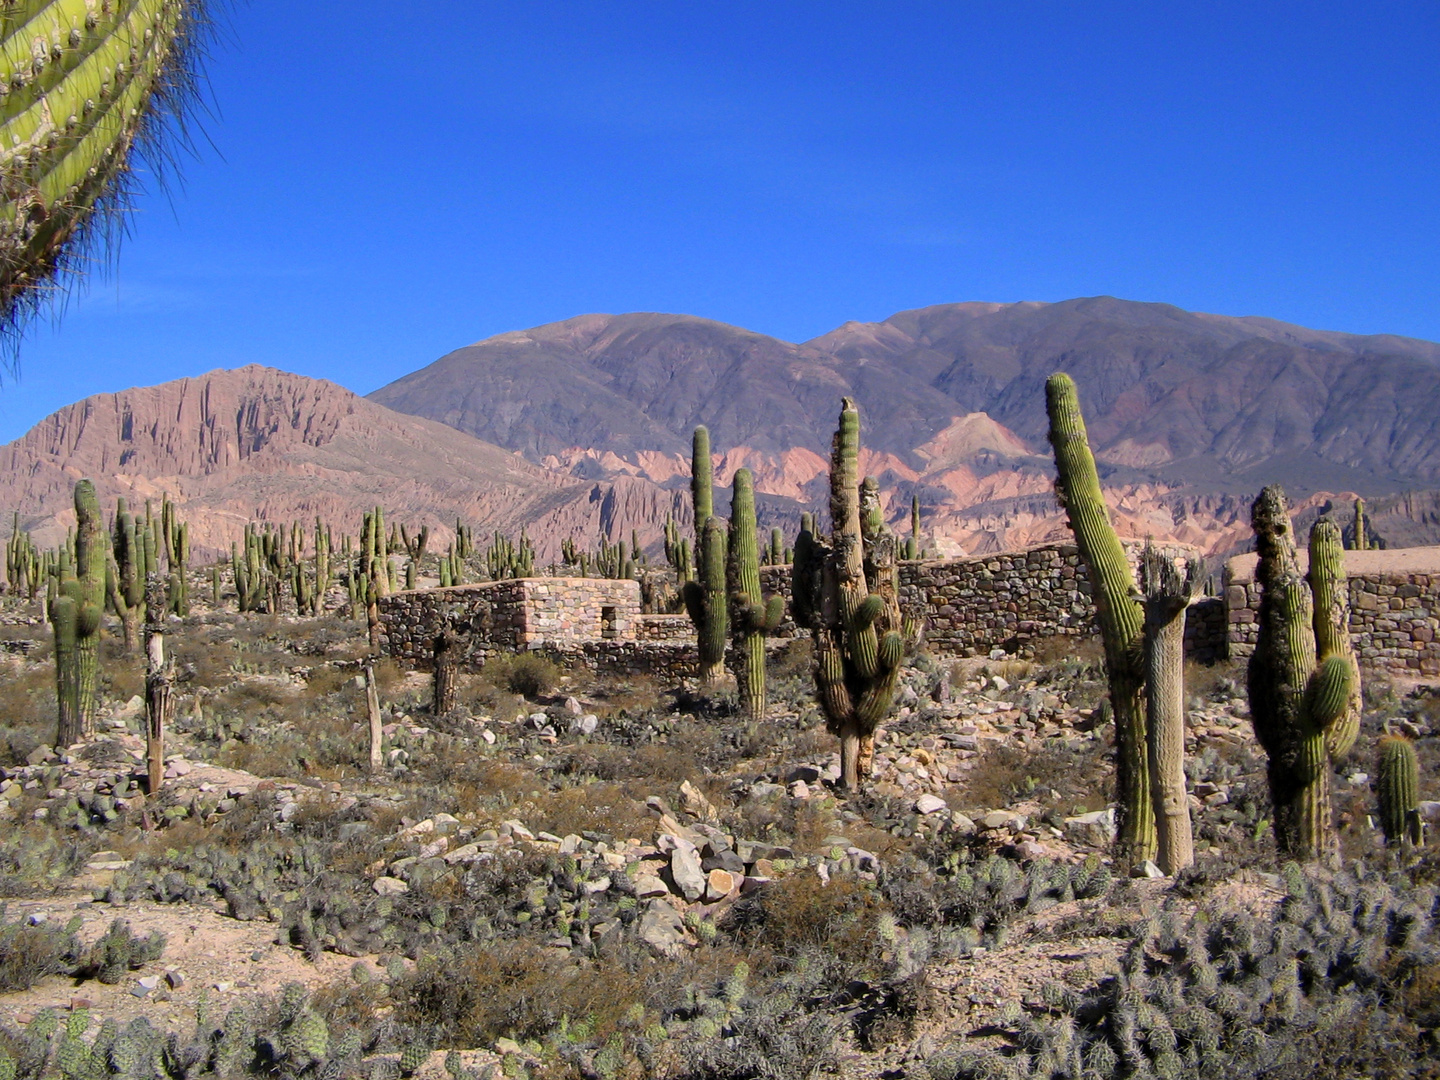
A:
601;606;618;639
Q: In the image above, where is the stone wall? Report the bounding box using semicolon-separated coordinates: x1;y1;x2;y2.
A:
762;543;1225;661
379;542;1233;675
378;577;642;666
1225;547;1440;674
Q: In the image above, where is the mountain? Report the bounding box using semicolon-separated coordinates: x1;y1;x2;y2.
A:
369;298;1440;555
0;366;691;563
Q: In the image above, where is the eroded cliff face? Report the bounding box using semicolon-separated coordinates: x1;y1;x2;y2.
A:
0;366;689;564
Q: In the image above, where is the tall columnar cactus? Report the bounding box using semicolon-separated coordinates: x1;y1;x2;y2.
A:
1248;491;1358;864
1139;544;1196;874
727;469;784;717
160;497;189;616
664;514;693;583
1352;497;1368;551
905;494;922;560
50;480;105;745
1046;373;1155;866
792;398;906;790
684;517;728;685
1377;734;1421;847
768;527;784;567
683;425;728;685
0;1;212;350
105;497;148;652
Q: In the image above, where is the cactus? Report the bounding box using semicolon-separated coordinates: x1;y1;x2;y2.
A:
0;1;214;350
683;426;728;685
664;514;693;582
905;494;922;560
49;480;105;746
791;399;906;790
160;496;189;615
727;469;784;716
1046;373;1155;865
400;522;430;561
1139;544;1196;874
1377;734;1421;846
105;497;149;653
769;526;784;567
1247;492;1358;863
1352;497;1368;550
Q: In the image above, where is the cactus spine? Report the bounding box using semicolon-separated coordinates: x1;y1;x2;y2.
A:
50;480;105;746
728;469;784;717
1046;373;1155;866
1247;491;1358;863
1377;734;1421;846
683;426;727;685
792;399;905;790
1139;544;1195;874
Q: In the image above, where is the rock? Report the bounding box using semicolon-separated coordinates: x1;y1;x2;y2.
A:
787;765;822;784
372;876;410;896
565;696;583;715
637;900;688;957
480;729;496;745
788;780;811;799
1419;800;1440;822
573;714;598;736
26;745;53;766
990;675;1010;692
702;850;746;876
679;779;718;823
670;845;706;901
501;819;535;842
165;970;185;989
915;794;947;815
1063;808;1116;846
433;813;460;834
1133;860;1166;879
979;810;1026;831
705;869;737;901
634;874;670;899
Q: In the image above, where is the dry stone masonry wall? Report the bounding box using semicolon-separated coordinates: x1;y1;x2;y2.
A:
380;541;1228;675
1225;547;1440;674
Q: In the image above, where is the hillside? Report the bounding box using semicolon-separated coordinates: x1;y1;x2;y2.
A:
368;297;1440;554
0;366;689;562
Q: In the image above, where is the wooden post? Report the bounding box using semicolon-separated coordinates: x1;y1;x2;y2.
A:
143;574;173;796
366;663;383;771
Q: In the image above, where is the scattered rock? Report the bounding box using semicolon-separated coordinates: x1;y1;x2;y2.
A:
372;876;410;896
914;794;947;815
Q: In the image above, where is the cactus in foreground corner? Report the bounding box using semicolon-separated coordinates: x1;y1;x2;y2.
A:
683;426;728;685
728;469;784;716
49;480;105;746
0;1;213;349
1247;492;1358;863
792;398;906;790
1377;734;1421;846
1046;373;1155;866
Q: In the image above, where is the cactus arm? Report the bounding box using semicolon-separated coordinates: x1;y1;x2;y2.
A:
1307;518;1361;759
1046;373;1154;866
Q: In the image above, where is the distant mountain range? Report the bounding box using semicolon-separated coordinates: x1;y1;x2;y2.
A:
7;297;1440;561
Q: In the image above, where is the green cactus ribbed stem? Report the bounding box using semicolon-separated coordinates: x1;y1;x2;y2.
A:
1;1;212;352
728;468;781;717
49;480;105;745
1248;489;1357;863
1353;498;1368;551
107;497;144;653
685;517;728;685
906;494;921;560
691;427;713;534
1046;373;1154;867
1377;734;1421;846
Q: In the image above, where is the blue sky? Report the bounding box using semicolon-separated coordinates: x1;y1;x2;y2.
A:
1;1;1436;442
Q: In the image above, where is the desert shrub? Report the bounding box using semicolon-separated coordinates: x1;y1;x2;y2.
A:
0;908;82;990
0;663;56;765
485;653;560;699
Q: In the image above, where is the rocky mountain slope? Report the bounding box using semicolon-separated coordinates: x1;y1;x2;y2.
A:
369;297;1440;554
0;366;690;562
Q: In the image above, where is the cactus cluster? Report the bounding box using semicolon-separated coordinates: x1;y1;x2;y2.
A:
484;528;535;579
104;497;155;653
5;511;44;598
1247;490;1360;863
160;495;190;616
792;399;907;790
664;513;694;581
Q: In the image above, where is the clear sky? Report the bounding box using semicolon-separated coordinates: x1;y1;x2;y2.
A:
1;1;1436;442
